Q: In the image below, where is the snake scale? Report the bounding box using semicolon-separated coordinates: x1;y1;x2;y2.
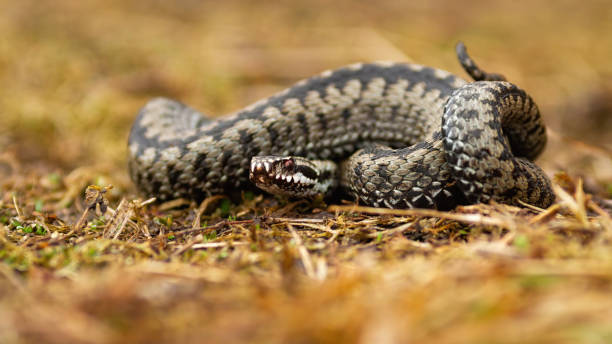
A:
128;43;554;210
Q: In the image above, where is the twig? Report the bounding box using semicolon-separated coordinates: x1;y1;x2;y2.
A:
158;198;191;211
268;217;326;224
138;198;157;207
191;242;248;249
554;183;589;226
73;209;91;233
12;194;22;218
517;200;546;213
171;219;253;238
529;204;562;225
287;224;316;279
366;221;417;239
192;195;225;229
328;204;509;227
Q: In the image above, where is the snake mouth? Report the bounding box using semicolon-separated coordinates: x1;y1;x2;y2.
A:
249;156;320;197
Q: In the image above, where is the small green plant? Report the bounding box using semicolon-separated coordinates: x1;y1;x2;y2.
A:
204;230;217;241
513;234;530;252
154;215;173;227
46;173;61;190
35;199;44;212
218;249;229;259
90;217;106;230
243;191;254;201
35;224;46;235
10;219;22;229
219;199;232;217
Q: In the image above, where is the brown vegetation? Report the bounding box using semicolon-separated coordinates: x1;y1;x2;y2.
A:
1;0;611;343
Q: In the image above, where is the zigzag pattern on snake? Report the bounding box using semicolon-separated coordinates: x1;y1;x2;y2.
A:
127;43;554;210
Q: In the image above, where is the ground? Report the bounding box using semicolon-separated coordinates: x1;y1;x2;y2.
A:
1;1;612;343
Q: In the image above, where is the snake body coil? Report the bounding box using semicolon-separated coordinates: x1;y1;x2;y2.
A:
128;43;554;210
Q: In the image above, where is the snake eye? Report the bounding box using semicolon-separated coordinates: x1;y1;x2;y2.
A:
283;158;295;171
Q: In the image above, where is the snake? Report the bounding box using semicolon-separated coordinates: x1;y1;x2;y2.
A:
127;42;554;210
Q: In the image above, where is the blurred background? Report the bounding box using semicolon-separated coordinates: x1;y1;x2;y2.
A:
1;2;612;343
0;0;611;194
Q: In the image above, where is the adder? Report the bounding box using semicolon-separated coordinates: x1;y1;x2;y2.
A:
127;42;554;210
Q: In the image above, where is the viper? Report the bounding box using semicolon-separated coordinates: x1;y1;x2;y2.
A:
127;42;554;210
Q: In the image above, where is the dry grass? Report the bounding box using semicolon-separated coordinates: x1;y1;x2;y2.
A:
1;0;612;343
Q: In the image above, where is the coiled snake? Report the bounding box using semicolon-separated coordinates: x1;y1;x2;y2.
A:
128;43;554;210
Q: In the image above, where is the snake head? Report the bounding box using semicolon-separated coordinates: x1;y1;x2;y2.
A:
249;156;336;198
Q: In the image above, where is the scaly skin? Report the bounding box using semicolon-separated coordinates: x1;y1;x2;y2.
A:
127;43;554;209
